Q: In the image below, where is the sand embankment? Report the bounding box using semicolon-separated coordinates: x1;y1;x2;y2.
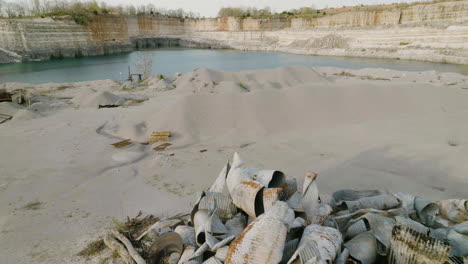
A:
0;66;468;263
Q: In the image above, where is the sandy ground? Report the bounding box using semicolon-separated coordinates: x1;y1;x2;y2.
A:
1;66;468;263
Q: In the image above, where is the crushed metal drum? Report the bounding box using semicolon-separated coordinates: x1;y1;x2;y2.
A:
225;201;294;264
301;171;320;223
147;232;184;264
230;180;265;218
288;224;342;264
438;199;468;224
92;153;468;264
197;192;238;220
332;189;386;210
389;224;451;264
344;232;378;264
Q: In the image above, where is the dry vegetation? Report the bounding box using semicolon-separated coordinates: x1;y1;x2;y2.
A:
0;0;199;23
0;0;462;22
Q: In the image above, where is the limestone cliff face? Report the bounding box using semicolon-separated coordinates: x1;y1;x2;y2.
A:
0;1;467;64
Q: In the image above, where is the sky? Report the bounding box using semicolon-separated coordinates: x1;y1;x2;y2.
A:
106;0;430;17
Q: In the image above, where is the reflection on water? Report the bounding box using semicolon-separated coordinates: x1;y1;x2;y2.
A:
1;48;467;84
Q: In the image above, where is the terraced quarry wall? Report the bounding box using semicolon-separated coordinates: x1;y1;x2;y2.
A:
0;1;467;64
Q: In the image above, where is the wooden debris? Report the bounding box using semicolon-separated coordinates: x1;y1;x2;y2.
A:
149;131;172;143
200;149;208;153
111;230;146;264
103;234;135;264
111;139;132;148
153;143;172;151
169;153;175;156
0;113;13;124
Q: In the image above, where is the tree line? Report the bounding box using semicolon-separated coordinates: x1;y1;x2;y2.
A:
0;0;458;22
0;0;200;23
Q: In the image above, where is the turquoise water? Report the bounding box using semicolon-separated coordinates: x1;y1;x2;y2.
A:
1;49;467;84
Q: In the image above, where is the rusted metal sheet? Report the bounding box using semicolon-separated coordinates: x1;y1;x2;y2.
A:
230;180;265;218
262;188;287;212
153;143;172;151
438;199;468;224
302;172;320;223
389;224;450;264
311;203;333;225
225;201;294;264
214;246;229;262
288;224;342;263
198;192;238;220
110;139;132;148
282;178;298;198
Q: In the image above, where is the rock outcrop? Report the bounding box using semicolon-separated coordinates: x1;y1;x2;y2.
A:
0;1;467;64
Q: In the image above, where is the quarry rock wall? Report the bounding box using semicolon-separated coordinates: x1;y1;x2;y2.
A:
0;1;467;64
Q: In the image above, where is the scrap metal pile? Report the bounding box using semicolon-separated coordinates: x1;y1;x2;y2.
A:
102;153;468;264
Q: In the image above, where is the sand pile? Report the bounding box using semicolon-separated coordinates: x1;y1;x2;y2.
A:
0;101;42;121
71;89;126;108
101;67;332;143
91;153;467;264
172;67;328;94
0;102;25;116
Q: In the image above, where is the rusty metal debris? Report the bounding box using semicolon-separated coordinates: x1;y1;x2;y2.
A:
153;143;172;151
91;152;467;264
111;139;132;148
389;224;451;264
